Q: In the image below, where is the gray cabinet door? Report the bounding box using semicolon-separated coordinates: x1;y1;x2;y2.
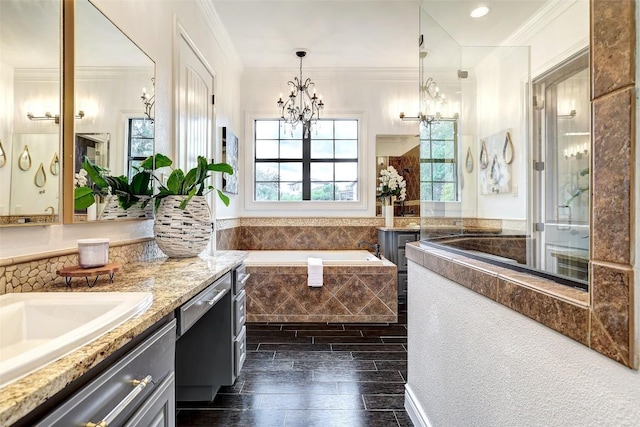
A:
125;372;175;427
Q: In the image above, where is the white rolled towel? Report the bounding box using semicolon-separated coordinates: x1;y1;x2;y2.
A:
308;257;323;287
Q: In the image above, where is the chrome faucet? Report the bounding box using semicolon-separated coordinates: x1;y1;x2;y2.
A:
357;240;381;259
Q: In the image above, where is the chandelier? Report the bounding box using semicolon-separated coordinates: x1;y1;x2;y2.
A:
141;77;155;122
277;50;324;137
400;51;459;124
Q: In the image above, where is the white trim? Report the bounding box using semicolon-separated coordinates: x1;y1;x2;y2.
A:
243;67;418;83
242;112;369;216
195;0;243;71
405;384;432;427
501;0;580;47
173;19;217;170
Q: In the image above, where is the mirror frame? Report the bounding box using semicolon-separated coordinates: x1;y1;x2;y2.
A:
62;0;75;224
61;0;155;224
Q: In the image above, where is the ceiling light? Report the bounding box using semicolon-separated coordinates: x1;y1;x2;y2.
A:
277;50;324;137
470;6;490;18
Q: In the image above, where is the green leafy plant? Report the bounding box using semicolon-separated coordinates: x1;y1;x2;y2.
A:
565;167;590;206
74;156;155;210
144;154;233;210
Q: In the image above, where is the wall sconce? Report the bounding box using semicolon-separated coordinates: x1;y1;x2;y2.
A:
27;110;85;124
27;112;59;124
400;111;457;124
141;77;155;122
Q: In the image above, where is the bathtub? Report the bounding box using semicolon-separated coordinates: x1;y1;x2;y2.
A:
243;250;398;323
244;250;383;266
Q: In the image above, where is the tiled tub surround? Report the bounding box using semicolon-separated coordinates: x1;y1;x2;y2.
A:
245;261;398;323
0;250;248;427
0;238;163;295
215;216;524;252
406;241;638;367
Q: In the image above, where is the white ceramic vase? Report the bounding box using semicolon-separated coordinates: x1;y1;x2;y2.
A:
384;204;394;228
153;195;213;258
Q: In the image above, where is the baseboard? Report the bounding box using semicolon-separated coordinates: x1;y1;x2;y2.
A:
404;384;432;427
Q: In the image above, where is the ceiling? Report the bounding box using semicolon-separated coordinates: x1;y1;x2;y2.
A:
210;0;550;70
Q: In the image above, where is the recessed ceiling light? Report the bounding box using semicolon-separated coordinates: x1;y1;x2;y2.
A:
470;6;490;18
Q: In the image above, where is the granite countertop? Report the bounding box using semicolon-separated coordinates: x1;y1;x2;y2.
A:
0;250;248;427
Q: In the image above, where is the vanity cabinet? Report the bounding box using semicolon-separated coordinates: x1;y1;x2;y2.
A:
175;263;247;401
35;320;176;427
378;229;420;305
232;264;249;379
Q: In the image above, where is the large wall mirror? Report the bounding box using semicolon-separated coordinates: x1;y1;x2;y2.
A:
376;134;420;218
0;0;62;226
63;0;155;223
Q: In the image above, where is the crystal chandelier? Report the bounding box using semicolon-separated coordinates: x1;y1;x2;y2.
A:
141;77;155;122
277;50;324;137
400;51;458;124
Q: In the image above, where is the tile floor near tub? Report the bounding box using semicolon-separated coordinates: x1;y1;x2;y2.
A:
176;306;412;427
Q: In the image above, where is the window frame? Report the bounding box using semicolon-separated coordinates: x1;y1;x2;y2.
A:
244;113;368;214
125;117;155;180
419;118;460;203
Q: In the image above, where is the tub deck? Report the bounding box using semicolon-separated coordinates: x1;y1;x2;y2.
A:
245;251;398;323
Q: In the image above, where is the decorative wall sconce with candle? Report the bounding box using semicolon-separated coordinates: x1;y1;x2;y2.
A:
18;145;32;171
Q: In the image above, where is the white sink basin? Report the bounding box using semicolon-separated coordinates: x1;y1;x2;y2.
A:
0;292;153;388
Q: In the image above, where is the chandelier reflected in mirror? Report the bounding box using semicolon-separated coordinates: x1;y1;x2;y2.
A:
141;77;155;122
400;51;459;124
277;50;324;137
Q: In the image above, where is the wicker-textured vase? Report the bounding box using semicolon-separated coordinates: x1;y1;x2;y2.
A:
153;195;212;258
98;195;153;221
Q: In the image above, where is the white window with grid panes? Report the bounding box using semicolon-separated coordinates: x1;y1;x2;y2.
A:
420;119;459;202
254;119;359;202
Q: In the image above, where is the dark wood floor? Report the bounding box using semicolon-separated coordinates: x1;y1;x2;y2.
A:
177;306;412;427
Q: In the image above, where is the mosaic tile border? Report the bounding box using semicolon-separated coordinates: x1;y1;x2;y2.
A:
0;239;162;295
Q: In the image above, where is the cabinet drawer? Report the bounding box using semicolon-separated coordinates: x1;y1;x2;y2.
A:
234;264;250;294
234;326;246;377
398;273;408;297
397;233;419;248
398;248;408;270
37;320;176;427
178;272;231;336
234;290;246;336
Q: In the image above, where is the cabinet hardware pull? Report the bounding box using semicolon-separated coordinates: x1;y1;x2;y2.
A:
206;289;226;306
238;273;251;285
85;375;152;427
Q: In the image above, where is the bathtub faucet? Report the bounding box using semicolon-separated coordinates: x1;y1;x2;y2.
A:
357;240;381;259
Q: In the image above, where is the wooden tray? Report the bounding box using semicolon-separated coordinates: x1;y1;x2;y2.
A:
57;263;122;287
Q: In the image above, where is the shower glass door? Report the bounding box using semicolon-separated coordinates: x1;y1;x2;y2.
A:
533;50;590;287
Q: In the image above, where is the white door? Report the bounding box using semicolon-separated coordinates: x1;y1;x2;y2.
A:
177;32;214;172
176;29;216;249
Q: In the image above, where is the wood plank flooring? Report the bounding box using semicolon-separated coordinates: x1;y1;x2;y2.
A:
177;306;412;426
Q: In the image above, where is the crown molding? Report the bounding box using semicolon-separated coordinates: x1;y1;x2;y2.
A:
243;67;419;82
196;0;243;71
501;0;581;47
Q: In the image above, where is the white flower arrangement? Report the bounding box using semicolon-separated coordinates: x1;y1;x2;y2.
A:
377;165;406;203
